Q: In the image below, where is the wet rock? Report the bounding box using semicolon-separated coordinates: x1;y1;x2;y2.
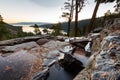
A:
46;63;77;80
40;41;70;68
74;54;88;67
70;39;90;50
31;45;84;80
0;40;43;80
0;50;39;80
59;53;84;73
41;50;63;67
31;68;49;80
36;39;49;45
59;45;73;53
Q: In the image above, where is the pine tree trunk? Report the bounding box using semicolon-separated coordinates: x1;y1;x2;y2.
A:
67;0;74;37
88;0;101;33
67;18;71;37
75;0;79;37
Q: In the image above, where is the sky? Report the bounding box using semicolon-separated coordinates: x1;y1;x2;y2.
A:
0;0;116;23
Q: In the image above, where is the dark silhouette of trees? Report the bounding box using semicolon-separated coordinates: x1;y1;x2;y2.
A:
0;15;8;40
0;23;8;40
51;22;62;36
74;0;86;37
62;0;74;37
0;14;3;22
62;0;86;37
43;28;48;34
33;24;41;35
88;0;116;33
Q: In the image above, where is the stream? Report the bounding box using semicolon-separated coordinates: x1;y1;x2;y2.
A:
47;63;77;80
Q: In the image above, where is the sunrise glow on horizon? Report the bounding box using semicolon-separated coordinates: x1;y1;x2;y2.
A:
0;0;116;23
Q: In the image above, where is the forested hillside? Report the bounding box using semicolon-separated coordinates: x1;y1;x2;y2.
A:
40;13;120;36
0;21;34;41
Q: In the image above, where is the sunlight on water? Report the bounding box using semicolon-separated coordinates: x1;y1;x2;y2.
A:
22;26;35;33
13;24;66;35
22;26;53;34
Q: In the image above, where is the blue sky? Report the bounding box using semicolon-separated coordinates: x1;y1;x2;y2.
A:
0;0;116;23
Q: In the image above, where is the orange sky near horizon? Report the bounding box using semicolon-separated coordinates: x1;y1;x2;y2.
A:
0;0;116;23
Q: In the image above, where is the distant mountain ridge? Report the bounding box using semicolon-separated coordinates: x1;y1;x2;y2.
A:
40;19;90;32
11;22;50;26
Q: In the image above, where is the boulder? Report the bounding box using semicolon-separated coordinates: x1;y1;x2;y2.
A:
59;53;84;73
0;41;43;80
42;40;69;50
0;35;50;46
0;41;40;54
0;50;42;80
41;50;64;68
36;39;49;45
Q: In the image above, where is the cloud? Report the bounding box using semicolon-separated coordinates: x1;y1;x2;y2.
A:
30;0;64;7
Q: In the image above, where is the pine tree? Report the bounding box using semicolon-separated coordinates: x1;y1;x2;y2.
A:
88;0;116;33
62;0;74;37
0;14;3;22
51;22;62;36
74;0;86;37
34;24;41;35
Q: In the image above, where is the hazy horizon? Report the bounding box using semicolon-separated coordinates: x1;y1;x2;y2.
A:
0;0;116;23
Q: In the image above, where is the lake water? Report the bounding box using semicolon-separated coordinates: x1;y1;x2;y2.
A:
22;26;35;33
12;24;67;35
12;24;53;34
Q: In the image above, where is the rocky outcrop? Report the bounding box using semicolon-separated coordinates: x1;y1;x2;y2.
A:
74;24;120;80
0;42;39;54
0;41;43;80
0;22;119;80
0;35;51;46
0;38;72;80
32;47;85;80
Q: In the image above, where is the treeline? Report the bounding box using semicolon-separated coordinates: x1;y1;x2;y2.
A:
0;21;34;41
61;0;120;37
40;12;120;37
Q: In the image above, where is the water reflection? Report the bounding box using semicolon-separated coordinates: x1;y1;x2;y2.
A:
0;50;37;80
22;26;53;34
47;63;76;80
13;24;67;35
22;26;35;33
